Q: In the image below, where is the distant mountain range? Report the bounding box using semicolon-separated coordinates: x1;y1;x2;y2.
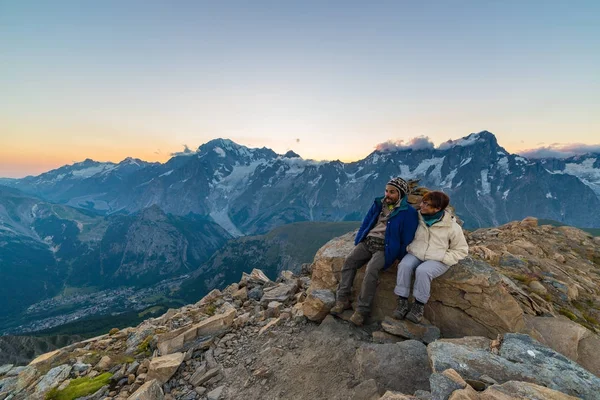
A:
3;131;600;233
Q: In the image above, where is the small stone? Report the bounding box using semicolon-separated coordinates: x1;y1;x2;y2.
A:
207;385;225;400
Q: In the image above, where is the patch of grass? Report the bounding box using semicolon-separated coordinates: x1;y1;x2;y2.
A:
112;354;135;364
61;286;98;296
558;308;578;321
507;272;539;285
205;303;217;316
45;372;112;400
138;305;165;318
583;312;599;326
136;335;153;356
542;293;553;302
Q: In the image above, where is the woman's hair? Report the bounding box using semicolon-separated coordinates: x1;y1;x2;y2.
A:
422;191;450;211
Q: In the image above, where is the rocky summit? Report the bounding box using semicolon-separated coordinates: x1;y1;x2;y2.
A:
2;218;600;400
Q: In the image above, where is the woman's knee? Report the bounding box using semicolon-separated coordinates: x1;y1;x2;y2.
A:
415;266;432;280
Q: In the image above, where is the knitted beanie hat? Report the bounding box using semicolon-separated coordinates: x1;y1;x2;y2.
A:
387;177;408;197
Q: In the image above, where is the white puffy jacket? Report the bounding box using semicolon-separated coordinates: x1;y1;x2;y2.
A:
406;211;468;266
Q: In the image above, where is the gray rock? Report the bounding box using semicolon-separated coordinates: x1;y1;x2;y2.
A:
126;361;140;375
352;379;379;400
34;364;72;395
0;376;18;394
413;390;432;399
189;362;208;386
207;385;225;400
0;365;13;376
180;390;197;400
500;333;600;399
4;367;25;377
428;334;600;400
190;367;220;386
73;362;91;373
354;340;430;394
429;372;464;400
127;378;164;400
260;283;298;305
248;287;263;301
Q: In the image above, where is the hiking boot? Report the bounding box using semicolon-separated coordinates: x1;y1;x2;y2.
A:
392;297;410;320
330;300;351;316
349;311;366;326
406;302;425;324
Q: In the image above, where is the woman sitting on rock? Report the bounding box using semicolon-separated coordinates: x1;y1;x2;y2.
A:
393;191;468;323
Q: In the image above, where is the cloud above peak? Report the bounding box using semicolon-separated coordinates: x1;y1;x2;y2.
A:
376;136;435;152
170;145;196;157
518;143;600;159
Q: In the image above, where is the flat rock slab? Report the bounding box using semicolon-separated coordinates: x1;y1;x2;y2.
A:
0;365;13;376
127;379;164;400
157;308;236;355
146;352;185;384
381;317;440;344
354;340;430;394
260;283;298;305
34;364;72;396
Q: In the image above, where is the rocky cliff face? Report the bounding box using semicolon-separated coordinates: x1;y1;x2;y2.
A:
0;187;231;324
3;217;600;400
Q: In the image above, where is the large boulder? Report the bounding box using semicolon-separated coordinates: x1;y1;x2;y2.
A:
353;340;430;394
157;307;236;355
428;333;600;399
146;352;185;384
309;234;524;337
302;289;336;321
523;315;600;377
33;364;71;397
427;257;525;338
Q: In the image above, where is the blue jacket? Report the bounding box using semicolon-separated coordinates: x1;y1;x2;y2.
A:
355;196;419;269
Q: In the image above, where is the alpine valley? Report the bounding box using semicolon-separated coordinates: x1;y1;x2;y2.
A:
2;130;600;339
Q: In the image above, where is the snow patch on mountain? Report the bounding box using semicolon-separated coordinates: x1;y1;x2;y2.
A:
438;133;485;150
480;169;491;195
214;147;226;157
401;157;445;183
497;157;510;174
71;164;115;178
440;169;457;189
210;208;243;237
460;157;472;167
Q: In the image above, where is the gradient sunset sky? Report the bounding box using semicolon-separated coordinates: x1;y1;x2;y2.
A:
1;1;599;178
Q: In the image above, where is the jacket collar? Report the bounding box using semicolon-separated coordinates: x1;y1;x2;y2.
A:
375;196;409;217
418;210;454;227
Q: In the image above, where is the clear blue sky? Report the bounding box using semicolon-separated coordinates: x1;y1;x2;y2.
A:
1;1;599;177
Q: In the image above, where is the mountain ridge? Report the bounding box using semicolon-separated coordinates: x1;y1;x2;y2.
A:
3;131;599;232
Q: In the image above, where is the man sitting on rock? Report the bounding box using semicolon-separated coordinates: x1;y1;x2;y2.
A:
393;190;468;324
330;177;419;326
